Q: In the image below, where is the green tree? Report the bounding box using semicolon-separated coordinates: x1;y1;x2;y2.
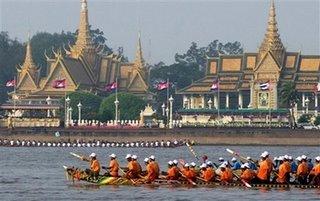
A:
31;31;76;76
175;40;243;70
62;91;102;121
280;81;299;127
314;116;320;126
298;114;311;124
99;93;146;121
0;32;24;104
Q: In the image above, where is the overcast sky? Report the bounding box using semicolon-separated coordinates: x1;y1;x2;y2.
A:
0;0;319;64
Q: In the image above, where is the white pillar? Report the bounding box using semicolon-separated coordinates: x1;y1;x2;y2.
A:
190;96;195;109
226;93;229;109
214;94;218;109
201;96;205;108
315;94;318;115
238;91;243;109
249;81;254;108
302;93;305;113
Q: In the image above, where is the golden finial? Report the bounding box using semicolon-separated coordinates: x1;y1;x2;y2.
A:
70;0;95;58
22;33;37;71
258;0;285;64
134;31;145;69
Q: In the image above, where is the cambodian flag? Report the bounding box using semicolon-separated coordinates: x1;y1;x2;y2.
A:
260;82;270;90
210;80;219;91
156;81;169;91
105;82;118;92
5;80;15;87
52;79;66;89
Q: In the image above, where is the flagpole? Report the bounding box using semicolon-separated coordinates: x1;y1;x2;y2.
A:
13;76;16;121
166;78;169;127
115;77;119;125
268;81;271;128
217;77;220;119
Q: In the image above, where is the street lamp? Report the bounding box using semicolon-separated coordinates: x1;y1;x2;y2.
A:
65;96;70;127
161;103;166;116
46;96;52;117
208;98;212;109
169;96;174;129
114;98;119;124
77;102;82;126
305;97;310;114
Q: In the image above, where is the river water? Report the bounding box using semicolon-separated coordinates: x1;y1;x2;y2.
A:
1;145;319;201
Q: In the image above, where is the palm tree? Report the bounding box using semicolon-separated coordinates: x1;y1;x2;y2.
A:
280;81;299;128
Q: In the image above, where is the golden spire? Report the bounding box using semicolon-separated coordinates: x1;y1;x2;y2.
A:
22;35;37;72
70;0;95;58
134;31;145;69
258;0;285;64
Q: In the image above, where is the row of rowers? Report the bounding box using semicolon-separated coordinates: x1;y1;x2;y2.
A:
82;151;320;185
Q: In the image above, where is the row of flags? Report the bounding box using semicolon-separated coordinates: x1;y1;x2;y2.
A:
5;78;320;93
5;78;119;92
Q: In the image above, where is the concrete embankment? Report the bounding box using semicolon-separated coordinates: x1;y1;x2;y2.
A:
0;127;319;146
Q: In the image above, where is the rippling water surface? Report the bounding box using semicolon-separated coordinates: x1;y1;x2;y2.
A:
1;145;319;201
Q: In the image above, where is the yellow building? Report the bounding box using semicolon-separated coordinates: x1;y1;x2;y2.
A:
2;0;151;118
178;1;320;120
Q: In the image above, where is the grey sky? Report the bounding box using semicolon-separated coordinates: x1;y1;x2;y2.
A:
0;0;319;64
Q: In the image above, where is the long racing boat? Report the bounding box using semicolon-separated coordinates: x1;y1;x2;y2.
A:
63;166;320;189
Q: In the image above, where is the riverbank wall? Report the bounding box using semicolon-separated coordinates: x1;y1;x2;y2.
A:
0;127;319;146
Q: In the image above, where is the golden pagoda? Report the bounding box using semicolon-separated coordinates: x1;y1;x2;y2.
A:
178;0;320;117
11;0;150;101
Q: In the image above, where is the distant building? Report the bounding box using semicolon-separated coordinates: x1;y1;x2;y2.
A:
1;0;151;118
177;1;320;123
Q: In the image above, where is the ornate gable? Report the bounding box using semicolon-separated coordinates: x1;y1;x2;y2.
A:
127;71;148;92
17;72;38;91
41;57;77;91
254;52;281;82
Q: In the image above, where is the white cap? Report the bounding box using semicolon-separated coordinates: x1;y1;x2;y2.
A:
206;161;213;166
109;153;116;158
173;160;178;165
200;163;207;168
278;156;284;161
301;155;307;160
261;152;268;158
296;156;302;161
190;162;196;167
218;157;224;161
132;155;137;160
231;157;237;162
244;163;250;169
288;156;293;160
168;161;173;165
246;156;251;160
220;163;227;168
315;156;320;161
222;161;228;166
126;154;132;159
184;163;190;167
89;153;97;158
263;151;269;156
284;155;289;160
144;157;149;163
149;155;155;160
241;164;245;169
